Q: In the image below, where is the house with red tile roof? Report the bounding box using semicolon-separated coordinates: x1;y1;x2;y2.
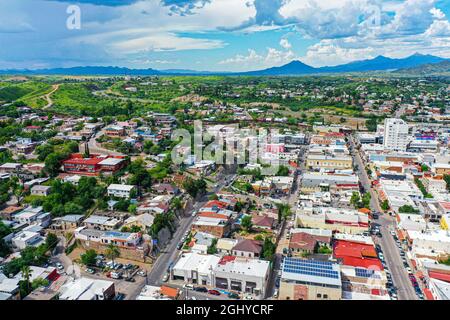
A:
232;239;263;259
289;232;331;256
333;240;383;270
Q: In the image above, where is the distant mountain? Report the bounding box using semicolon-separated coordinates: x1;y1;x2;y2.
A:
319;53;447;73
0;53;447;76
237;60;317;76
395;60;450;75
0;66;162;76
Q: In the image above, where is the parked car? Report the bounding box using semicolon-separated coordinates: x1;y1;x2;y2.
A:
85;268;95;274
273;289;279;298
125;277;136;283
208;289;221;296
228;292;240;299
137;270;146;277
177;243;183;250
162;273;170;282
114;293;125;300
194;286;208;293
183;283;194;290
56;263;64;271
110;272;122;279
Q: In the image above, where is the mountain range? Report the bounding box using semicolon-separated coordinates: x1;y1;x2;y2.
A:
0;53;447;76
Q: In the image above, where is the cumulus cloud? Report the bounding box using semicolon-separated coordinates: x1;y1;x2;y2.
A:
219;46;295;70
280;38;291;49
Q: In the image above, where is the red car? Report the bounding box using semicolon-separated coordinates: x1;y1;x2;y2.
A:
208;289;221;296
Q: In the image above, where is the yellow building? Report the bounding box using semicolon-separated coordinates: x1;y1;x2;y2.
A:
306;154;353;170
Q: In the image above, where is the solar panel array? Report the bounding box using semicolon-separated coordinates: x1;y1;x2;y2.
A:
355;268;381;279
282;258;339;279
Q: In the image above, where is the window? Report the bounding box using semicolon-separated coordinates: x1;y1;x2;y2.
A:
317;293;322;298
324;294;328;299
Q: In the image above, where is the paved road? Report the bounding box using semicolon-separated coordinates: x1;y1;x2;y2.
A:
135;173;236;297
349;135;417;300
80;130;125;156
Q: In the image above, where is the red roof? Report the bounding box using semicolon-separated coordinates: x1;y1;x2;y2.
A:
429;271;450;283
204;200;227;209
334;240;383;270
198;212;229;220
371;288;381;296
424;288;434;300
218;255;236;265
160;286;179;298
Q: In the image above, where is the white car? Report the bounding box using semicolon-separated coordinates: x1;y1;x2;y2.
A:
56;263;64;271
183;284;194;290
273;290;279;298
162;273;169;282
137;270;146;277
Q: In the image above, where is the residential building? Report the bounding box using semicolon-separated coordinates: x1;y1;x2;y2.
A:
383;118;410;152
107;184;135;199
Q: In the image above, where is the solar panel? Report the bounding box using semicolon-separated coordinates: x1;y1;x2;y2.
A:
282;258;340;279
355;268;381;279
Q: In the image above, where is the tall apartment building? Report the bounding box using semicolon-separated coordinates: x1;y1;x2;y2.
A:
383;118;410;152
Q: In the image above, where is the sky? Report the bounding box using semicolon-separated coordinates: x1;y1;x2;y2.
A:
0;0;449;71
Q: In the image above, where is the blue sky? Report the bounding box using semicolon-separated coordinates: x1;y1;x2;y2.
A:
0;0;449;71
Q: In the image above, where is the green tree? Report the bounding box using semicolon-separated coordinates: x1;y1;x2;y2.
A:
381;200;390;211
45;233;58;251
276;165;289;176
350;192;361;208
262;237;276;261
31;277;49;290
240;215;253;232
207;238;218;254
21;265;32;296
105;243;120;266
80;249;98;266
399;205;419;214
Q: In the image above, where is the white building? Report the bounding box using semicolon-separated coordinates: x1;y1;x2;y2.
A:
172;253;221;286
107;184;135;199
11;231;45;249
383;118;410;152
58;277;115;300
213;256;270;298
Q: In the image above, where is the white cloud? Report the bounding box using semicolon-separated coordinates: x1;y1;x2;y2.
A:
425;20;450;37
219;46;296;71
280;38;291;49
430;7;446;20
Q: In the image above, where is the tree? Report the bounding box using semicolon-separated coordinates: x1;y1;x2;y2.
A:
399;205;419;214
31;277;49;290
276;165;289;176
80;249;98;266
262;237;276;261
277;203;292;223
350;192;361;208
207;238;218;254
45;233;58;251
240;215;253;232
183;178;207;198
21;265;32;295
105;243;120;266
366;117;378;132
44;153;62;177
381;200;390;211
